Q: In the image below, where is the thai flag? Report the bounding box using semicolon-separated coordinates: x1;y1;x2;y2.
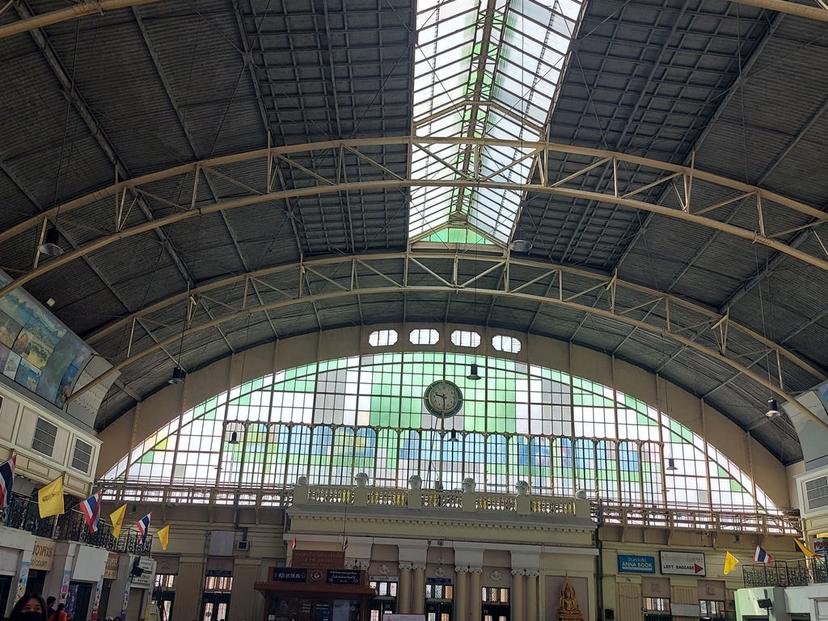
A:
80;492;102;534
136;513;152;544
0;454;14;509
754;545;774;563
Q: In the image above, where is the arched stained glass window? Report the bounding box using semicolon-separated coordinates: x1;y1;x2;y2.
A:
101;352;779;514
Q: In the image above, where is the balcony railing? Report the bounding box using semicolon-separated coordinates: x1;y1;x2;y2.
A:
743;557;828;587
594;502;800;536
101;480;586;518
98;481;799;535
1;492;151;555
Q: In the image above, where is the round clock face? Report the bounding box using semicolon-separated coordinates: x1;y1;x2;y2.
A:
424;380;463;417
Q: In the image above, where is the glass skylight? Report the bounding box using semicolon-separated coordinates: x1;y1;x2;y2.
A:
409;0;583;243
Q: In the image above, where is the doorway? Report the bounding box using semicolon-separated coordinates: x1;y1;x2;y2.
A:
201;594;230;621
368;579;396;621
67;582;93;621
0;575;12;620
425;580;453;621
26;571;46;597
481;586;510;621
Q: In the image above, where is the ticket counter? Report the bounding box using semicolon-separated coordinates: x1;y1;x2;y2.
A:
255;568;375;621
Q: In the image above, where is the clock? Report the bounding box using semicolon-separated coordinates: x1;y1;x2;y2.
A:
424;380;463;417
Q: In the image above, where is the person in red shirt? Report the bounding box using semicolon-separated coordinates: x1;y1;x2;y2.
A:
48;603;67;621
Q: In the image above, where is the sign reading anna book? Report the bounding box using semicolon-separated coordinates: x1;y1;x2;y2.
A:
659;551;706;576
617;554;656;574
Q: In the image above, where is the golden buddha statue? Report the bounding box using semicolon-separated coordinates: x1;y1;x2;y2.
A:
558;579;584;621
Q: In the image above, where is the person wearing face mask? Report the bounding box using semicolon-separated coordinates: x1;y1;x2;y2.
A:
9;594;48;621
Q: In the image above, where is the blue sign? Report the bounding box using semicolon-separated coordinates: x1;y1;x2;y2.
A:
618;554;656;574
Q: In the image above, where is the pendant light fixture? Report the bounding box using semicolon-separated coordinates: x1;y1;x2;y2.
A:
466;363;481;381
169;366;186;384
169;288;191;384
38;225;63;257
754;248;784;422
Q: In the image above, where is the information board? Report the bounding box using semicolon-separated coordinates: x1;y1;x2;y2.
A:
659;551;706;576
291;550;345;568
617;554;656;574
327;569;361;584
272;568;308;582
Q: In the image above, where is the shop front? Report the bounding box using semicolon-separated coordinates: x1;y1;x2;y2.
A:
149;556;178;621
27;539;54;597
97;553;122;621
256;568;375;621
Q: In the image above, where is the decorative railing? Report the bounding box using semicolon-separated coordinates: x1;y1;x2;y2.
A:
743;557;828;587
594;502;801;535
97;482;799;535
1;492;151;555
421;490;464;510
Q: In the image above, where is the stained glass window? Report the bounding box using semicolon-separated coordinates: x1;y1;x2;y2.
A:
101;352;777;514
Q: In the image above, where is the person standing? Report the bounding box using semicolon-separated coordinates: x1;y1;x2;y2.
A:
48;603;68;621
46;597;56;621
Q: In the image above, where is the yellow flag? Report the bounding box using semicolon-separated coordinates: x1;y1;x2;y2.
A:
723;551;740;576
157;525;170;551
794;538;817;558
110;503;127;539
38;476;64;518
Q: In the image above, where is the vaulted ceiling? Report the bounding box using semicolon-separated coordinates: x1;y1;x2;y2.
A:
0;0;826;464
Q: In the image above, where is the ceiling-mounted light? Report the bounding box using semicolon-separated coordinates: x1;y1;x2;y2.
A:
766;399;781;419
510;239;532;253
666;458;678;471
466;363;481;381
229;430;239;445
38;226;63;257
448;430;460;442
169;366;186;385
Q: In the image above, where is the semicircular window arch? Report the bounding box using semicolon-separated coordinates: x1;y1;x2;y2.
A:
101;352;777;514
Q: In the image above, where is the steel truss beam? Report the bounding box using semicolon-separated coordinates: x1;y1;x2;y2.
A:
70;251;825;427
1;137;827;303
1;0;828;42
0;0;164;39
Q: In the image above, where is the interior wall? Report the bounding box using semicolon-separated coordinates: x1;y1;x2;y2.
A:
96;323;793;508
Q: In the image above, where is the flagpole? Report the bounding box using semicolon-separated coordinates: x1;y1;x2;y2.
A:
49;473;65;539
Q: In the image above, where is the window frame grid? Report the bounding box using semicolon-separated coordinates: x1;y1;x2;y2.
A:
102;353;775;514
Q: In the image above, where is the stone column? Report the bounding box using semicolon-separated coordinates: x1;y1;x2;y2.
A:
455;568;469;621
412;563;426;615
512;569;525;621
526;570;540;621
398;563;412;614
469;567;482;621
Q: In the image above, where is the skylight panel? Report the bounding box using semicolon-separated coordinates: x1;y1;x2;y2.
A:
409;0;583;243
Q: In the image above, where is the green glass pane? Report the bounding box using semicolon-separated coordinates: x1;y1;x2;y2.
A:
421;227;496;245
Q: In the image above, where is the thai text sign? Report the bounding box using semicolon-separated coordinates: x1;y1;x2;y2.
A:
617;554;656;574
